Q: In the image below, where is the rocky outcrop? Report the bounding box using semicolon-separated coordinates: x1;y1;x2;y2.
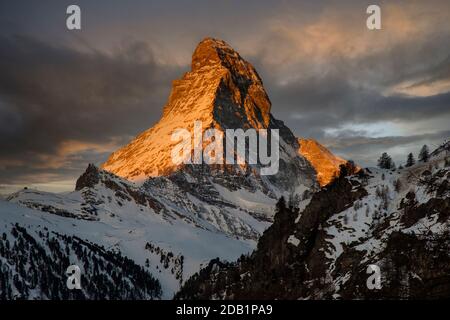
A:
175;176;369;299
298;138;351;186
75;163;100;191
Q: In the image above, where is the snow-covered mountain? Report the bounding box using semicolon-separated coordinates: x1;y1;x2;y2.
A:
0;205;162;300
101;38;348;193
3;167;257;298
176;142;450;299
1;38;353;299
4;38;349;244
103;38;312;186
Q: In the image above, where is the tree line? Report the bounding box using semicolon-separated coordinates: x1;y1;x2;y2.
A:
377;145;430;170
0;224;161;300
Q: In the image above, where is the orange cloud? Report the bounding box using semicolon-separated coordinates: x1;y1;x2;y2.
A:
34;139;123;170
256;1;450;66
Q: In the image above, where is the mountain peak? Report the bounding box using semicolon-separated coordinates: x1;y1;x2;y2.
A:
162;37;271;126
191;38;259;78
103;38;275;179
101;38;344;185
191;37;236;71
298;138;349;186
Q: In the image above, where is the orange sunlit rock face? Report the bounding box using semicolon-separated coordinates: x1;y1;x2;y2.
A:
101;38;273;180
101;38;349;187
298;138;347;186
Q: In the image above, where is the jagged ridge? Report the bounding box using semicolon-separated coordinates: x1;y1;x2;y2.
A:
176;144;450;299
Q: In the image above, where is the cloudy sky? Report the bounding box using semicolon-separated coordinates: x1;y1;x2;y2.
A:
1;0;449;194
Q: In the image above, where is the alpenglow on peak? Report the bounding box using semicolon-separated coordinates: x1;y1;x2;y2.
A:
102;37;275;179
102;37;348;187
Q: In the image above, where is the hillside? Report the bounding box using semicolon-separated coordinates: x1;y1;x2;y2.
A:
176;143;450;299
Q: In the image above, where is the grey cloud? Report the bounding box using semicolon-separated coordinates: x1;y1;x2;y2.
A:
242;26;450;168
323;130;450;167
246;30;450;143
408;55;450;87
0;35;184;185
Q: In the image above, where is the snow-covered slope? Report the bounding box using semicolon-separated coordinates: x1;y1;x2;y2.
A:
0;205;162;299
2;187;255;298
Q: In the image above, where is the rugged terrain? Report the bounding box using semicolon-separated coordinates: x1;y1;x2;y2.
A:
176;142;450;299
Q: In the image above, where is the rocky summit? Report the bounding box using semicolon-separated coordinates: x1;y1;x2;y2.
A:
101;37;346;189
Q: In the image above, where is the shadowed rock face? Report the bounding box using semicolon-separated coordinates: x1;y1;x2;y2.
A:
175;177;369;300
75;163;100;191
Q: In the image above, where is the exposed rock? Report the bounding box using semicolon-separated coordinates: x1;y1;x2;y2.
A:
75;163;100;191
298;138;349;186
101;38;342;194
175;156;450;300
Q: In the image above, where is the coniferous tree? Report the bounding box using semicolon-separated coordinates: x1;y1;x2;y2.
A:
338;163;348;178
418;145;430;162
406;152;415;167
377;152;395;169
276;197;286;213
365;205;370;217
343;214;349;225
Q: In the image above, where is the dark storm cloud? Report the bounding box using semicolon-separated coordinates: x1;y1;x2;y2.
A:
0;35;183;185
251;31;450;131
406;54;450;88
326;131;450;151
246;24;450;154
1;0;450;192
265;73;450;137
